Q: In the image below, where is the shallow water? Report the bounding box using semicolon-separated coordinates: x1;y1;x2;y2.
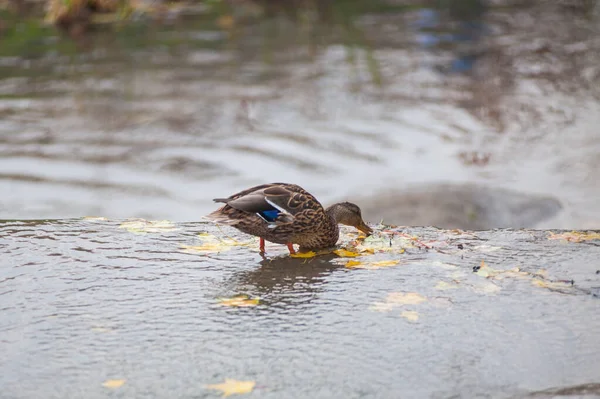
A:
1;219;599;398
0;1;599;228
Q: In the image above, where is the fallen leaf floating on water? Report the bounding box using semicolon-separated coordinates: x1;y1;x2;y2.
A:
547;231;600;242
435;281;459;290
345;260;400;270
181;235;253;254
218;295;260;307
345;260;363;268
290;251;318;258
102;379;126;389
353;234;407;253
205;379;255;397
370;292;427;312
118;219;177;234
400;310;420;322
333;248;361;257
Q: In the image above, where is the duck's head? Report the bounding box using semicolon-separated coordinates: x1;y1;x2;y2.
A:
327;202;373;236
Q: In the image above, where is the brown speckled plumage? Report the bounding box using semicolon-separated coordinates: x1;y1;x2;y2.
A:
206;183;372;252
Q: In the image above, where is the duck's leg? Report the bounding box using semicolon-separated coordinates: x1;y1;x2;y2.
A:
259;238;266;253
286;243;296;255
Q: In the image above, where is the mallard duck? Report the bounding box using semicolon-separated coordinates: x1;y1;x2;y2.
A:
207;183;372;254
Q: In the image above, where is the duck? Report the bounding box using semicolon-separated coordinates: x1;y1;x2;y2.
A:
206;183;372;254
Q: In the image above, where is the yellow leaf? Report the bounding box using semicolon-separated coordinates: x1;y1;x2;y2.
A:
345;260;363;268
401;310;419;322
333;249;361;257
181;235;252;254
548;231;600;242
218;295;260;307
435;281;458;290
472;281;501;294
475;261;530;280
532;279;574;291
369;302;395;312
290;251;317;258
345;260;400;270
102;379;126;389
370;292;427;312
118;219;177;234
372;260;400;267
534;269;548;278
205;379;255;397
387;292;427;305
354;235;400;252
475;260;494;278
492;267;530;280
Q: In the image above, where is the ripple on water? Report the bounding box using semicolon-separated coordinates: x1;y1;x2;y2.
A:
7;219;600;397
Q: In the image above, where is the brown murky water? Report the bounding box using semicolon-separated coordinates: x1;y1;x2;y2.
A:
0;1;599;228
1;219;600;398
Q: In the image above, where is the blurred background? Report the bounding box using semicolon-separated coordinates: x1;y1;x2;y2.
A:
0;0;598;229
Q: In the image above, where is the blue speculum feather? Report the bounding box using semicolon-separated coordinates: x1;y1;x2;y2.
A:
259;209;280;222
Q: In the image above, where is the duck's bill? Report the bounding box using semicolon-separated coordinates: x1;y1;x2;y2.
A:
357;222;373;236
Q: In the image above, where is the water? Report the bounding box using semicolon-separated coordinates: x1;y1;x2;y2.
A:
1;219;599;398
0;1;599;228
1;2;600;397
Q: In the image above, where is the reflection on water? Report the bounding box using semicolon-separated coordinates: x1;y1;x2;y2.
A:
0;0;599;229
229;255;342;305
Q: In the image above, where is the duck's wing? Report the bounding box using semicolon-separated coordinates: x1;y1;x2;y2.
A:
213;183;321;223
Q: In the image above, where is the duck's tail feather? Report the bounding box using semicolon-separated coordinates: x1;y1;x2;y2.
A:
204;210;240;226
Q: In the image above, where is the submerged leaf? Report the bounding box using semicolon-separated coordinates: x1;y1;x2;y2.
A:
475;261;529;280
218;295;260;307
388;292;427;305
400;310;419;322
472;281;501;294
205;378;255;397
435;281;459;290
548;231;600;242
532;279;575;292
102;379;126;389
345;260;400;270
118;219;177;234
181;235;252;254
370;292;427;312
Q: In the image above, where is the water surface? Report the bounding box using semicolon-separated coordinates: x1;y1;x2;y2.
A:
1;219;600;398
1;1;599;227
